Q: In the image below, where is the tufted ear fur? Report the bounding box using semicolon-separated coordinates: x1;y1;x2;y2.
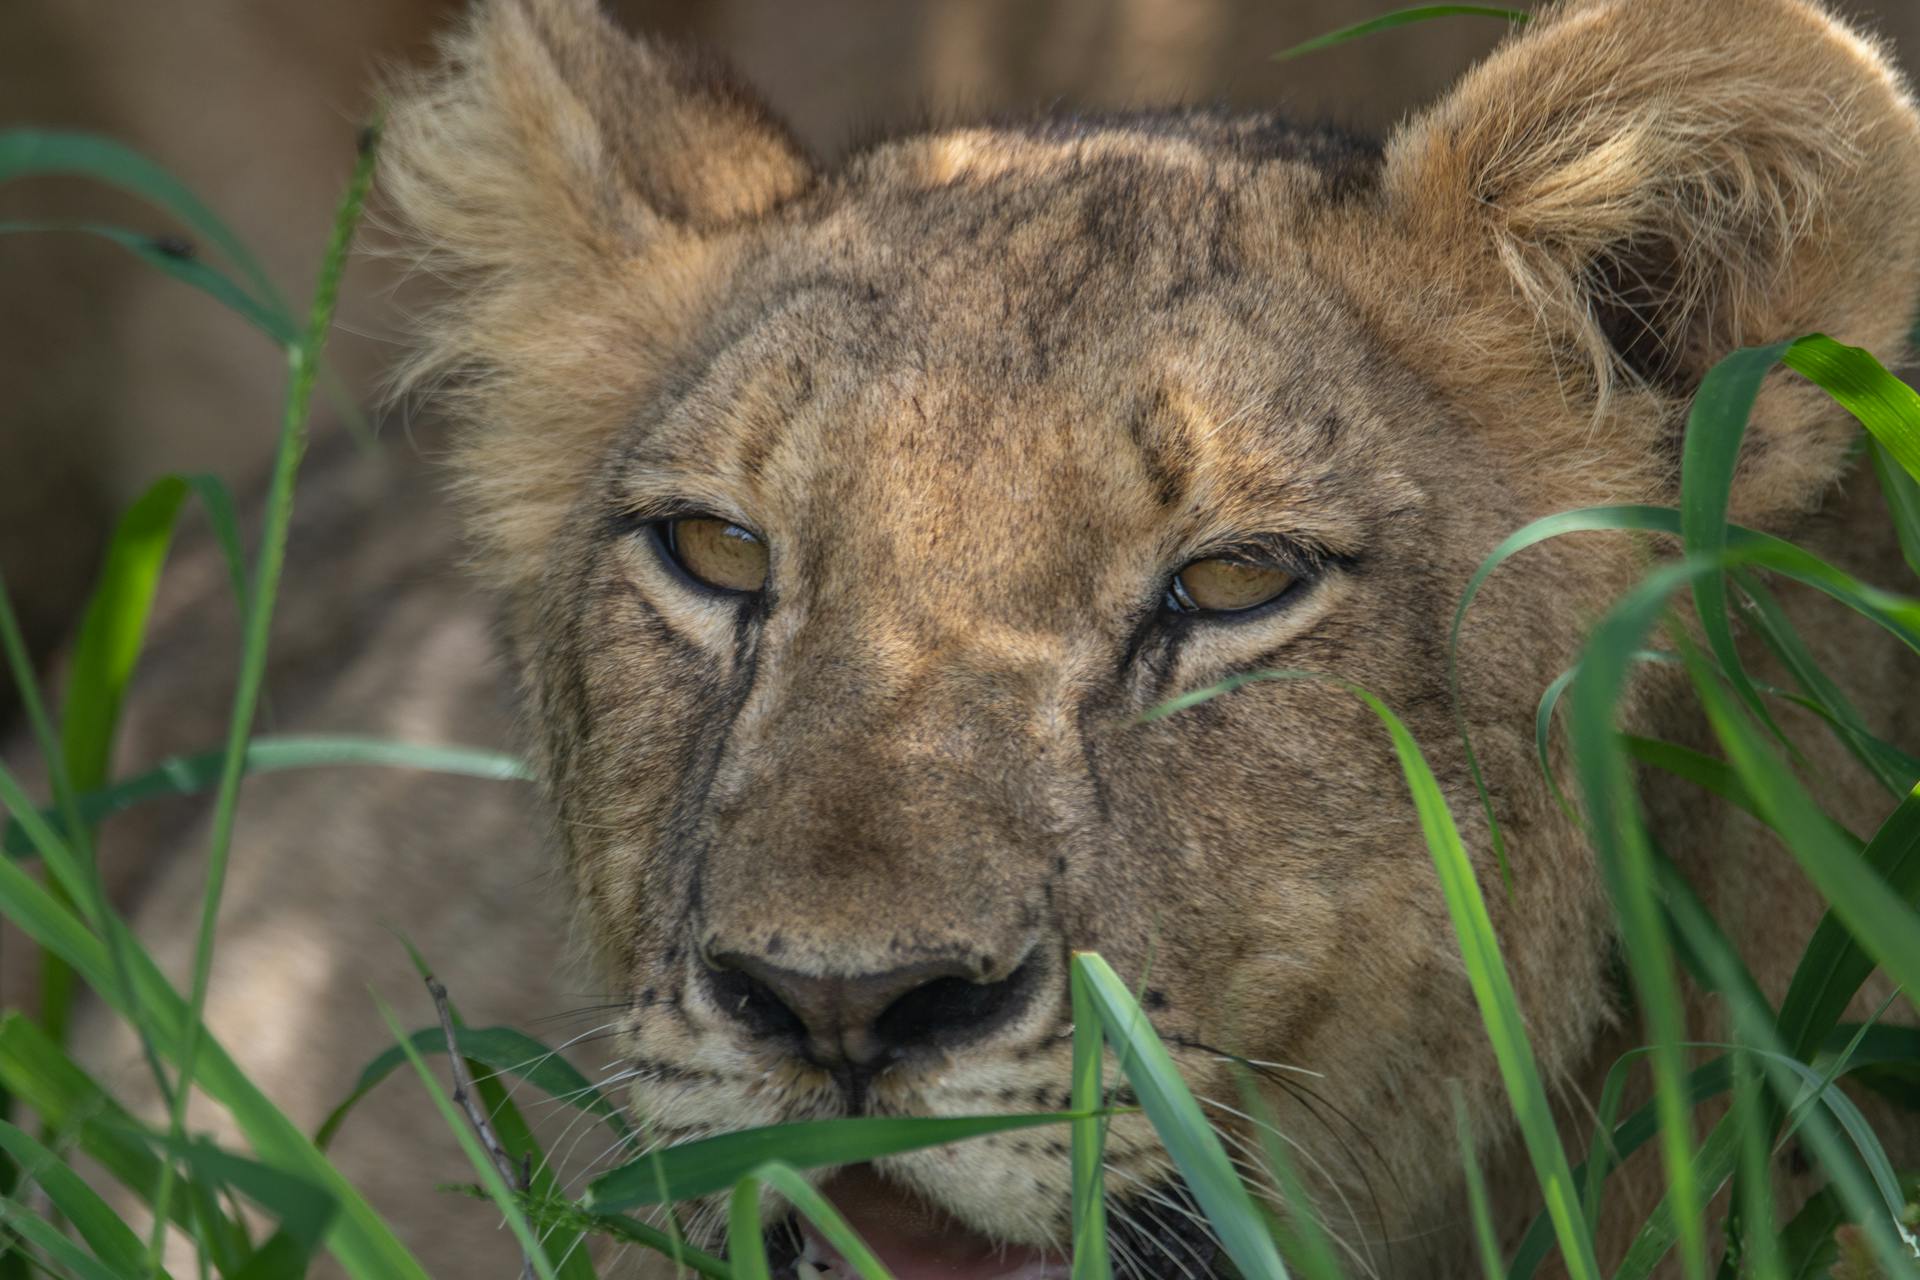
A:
1382;0;1920;520
381;0;812;601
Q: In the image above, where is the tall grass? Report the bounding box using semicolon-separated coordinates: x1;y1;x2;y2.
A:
3;6;1920;1278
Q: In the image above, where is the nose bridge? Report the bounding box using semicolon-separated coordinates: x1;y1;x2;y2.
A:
696;626;1072;974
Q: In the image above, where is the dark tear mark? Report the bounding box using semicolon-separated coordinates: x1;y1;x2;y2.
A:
1127;391;1189;510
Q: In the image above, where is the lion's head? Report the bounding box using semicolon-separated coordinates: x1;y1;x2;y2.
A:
381;0;1920;1272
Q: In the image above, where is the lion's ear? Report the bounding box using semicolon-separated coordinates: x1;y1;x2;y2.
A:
1382;0;1920;515
384;0;810;269
381;0;811;604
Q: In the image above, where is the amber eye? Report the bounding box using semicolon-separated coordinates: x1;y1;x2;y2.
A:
1165;556;1297;615
658;517;768;594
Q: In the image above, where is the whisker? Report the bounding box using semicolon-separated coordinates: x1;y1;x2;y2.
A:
1101;1162;1215;1280
1195;1092;1383;1279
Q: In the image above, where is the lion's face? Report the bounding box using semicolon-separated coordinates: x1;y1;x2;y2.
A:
384;0;1920;1273
532;151;1523;1259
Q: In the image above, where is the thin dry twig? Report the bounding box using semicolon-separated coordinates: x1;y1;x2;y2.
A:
427;973;538;1280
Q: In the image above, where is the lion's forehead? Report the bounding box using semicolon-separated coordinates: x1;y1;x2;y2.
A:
609;172;1419;612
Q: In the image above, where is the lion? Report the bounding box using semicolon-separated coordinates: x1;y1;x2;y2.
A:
35;0;1920;1274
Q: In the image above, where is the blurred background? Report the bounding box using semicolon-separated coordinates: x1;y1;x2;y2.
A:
4;0;1920;692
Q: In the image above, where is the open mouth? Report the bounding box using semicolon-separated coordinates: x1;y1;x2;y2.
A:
767;1164;1068;1280
765;1165;1219;1280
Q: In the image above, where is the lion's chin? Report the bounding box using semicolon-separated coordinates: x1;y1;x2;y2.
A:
785;1164;1069;1280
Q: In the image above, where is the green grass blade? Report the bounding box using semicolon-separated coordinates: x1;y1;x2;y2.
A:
1800;995;1901;1126
1337;692;1599;1280
60;478;191;797
1514;1020;1918;1276
1449;1085;1503;1280
154;123;377;1249
587;1111;1089;1212
1760;1060;1912;1257
1450;498;1920;898
4;736;529;860
1575;1044;1638;1243
180;476;249;616
165;1139;336;1272
317;1023;629;1152
373;996;558;1280
1509;1055;1734;1279
1533;661;1584;823
1543;654;1847;828
472;1064;597;1280
1663;860;1916;1265
1870;438;1920;580
1730;1048;1786;1280
1733;571;1920;795
727;1183;776;1280
0;223;293;345
0;130;371;445
725;1162;892;1280
1776;784;1920;1061
0;821;429;1276
1655;824;1920;1278
1562;560;1707;1280
0;1195;124;1280
1697;679;1920;1006
1680;341;1800;762
49;471;247;1077
1068;960;1111;1280
392;956;597;1278
0;759;109;959
1778;1188;1845;1280
6;476;197;1123
1782;334;1920;483
1074;952;1291;1280
0;587;101;925
0;130;288;318
1151;673;1598;1278
1229;1074;1345;1280
1608;1117;1737;1280
519;1201;730;1279
228;1231;315;1280
0;1120;163;1278
1621;737;1769;827
1627;709;1886;1249
1446;504;1707;890
1273;6;1527;60
0;1015;238;1252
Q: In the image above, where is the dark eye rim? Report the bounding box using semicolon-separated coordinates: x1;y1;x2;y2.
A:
1160;541;1327;622
643;515;768;598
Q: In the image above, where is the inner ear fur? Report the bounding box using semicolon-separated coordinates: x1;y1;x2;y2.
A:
1382;0;1920;517
380;0;813;604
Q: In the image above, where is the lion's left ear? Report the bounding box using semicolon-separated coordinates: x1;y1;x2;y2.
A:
381;0;814;606
1382;0;1920;517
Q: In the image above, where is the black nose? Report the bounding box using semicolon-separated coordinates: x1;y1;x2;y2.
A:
702;948;1039;1076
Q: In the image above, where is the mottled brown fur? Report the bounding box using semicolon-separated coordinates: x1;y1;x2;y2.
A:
384;0;1919;1271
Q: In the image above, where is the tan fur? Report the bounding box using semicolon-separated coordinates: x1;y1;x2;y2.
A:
383;0;1920;1273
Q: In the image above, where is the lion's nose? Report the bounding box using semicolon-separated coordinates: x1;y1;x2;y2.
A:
701;947;1039;1078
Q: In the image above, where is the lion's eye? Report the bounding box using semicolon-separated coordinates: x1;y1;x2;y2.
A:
658;517;768;594
1165;556;1297;615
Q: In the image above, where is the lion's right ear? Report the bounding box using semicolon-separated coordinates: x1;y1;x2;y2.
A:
381;0;811;601
384;0;811;268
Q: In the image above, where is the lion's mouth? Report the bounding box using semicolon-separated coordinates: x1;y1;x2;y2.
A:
770;1164;1069;1280
765;1163;1225;1280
